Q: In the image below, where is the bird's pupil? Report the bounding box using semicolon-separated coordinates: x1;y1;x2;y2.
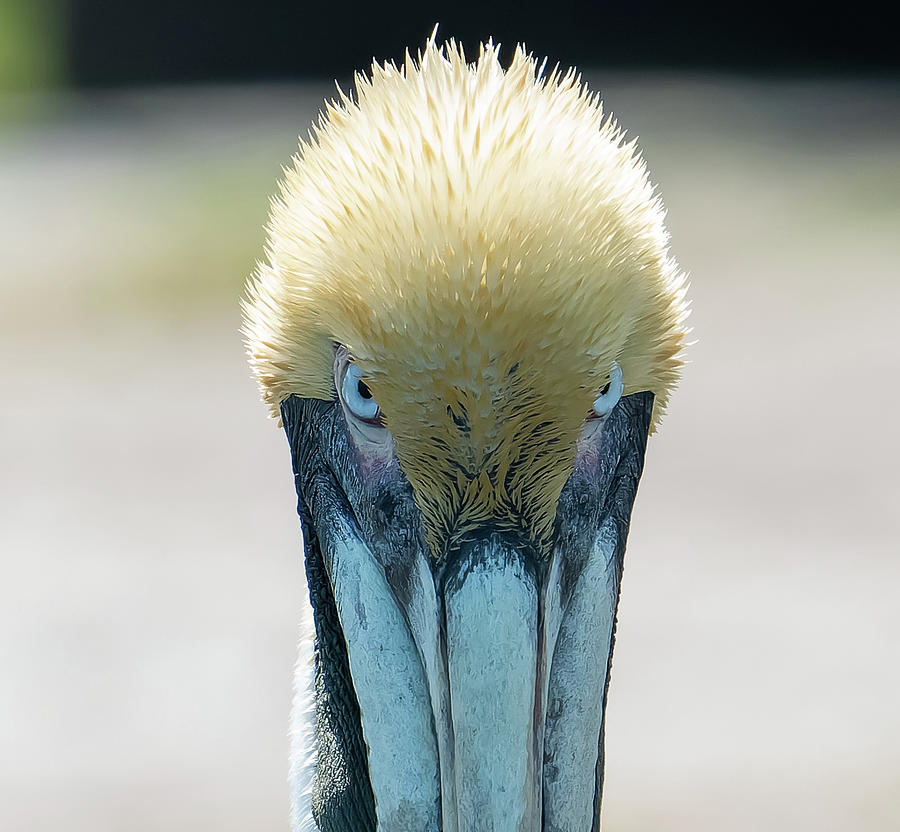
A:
599;381;611;396
357;380;372;399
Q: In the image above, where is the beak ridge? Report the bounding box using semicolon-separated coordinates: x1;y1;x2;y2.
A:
444;534;542;831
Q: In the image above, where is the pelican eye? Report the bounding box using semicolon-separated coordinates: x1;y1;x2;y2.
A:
339;360;382;424
591;361;624;418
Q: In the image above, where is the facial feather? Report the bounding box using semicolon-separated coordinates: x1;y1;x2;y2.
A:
243;36;689;554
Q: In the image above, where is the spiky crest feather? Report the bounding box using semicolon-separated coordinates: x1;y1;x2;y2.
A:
243;36;689;554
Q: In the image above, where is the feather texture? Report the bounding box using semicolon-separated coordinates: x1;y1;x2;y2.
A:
243;35;689;554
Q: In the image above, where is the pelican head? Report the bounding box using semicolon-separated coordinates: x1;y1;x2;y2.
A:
244;35;689;832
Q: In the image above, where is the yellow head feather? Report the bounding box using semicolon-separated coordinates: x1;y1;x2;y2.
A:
243;37;689;554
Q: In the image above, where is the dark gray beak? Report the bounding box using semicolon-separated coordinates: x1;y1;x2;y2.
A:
281;391;653;832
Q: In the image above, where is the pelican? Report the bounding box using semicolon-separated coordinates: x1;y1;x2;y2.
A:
244;35;689;832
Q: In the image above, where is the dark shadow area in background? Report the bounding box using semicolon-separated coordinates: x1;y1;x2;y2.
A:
67;0;899;87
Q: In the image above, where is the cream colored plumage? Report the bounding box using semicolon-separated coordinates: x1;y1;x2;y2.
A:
243;37;689;554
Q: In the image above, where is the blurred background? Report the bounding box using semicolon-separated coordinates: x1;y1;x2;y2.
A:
1;3;898;831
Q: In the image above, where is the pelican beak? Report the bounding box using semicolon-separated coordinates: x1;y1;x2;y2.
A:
281;390;653;832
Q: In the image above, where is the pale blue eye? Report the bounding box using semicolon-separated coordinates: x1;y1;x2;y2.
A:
341;362;380;422
592;361;623;418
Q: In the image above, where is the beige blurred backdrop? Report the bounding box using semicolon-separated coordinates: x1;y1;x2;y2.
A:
1;74;899;831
